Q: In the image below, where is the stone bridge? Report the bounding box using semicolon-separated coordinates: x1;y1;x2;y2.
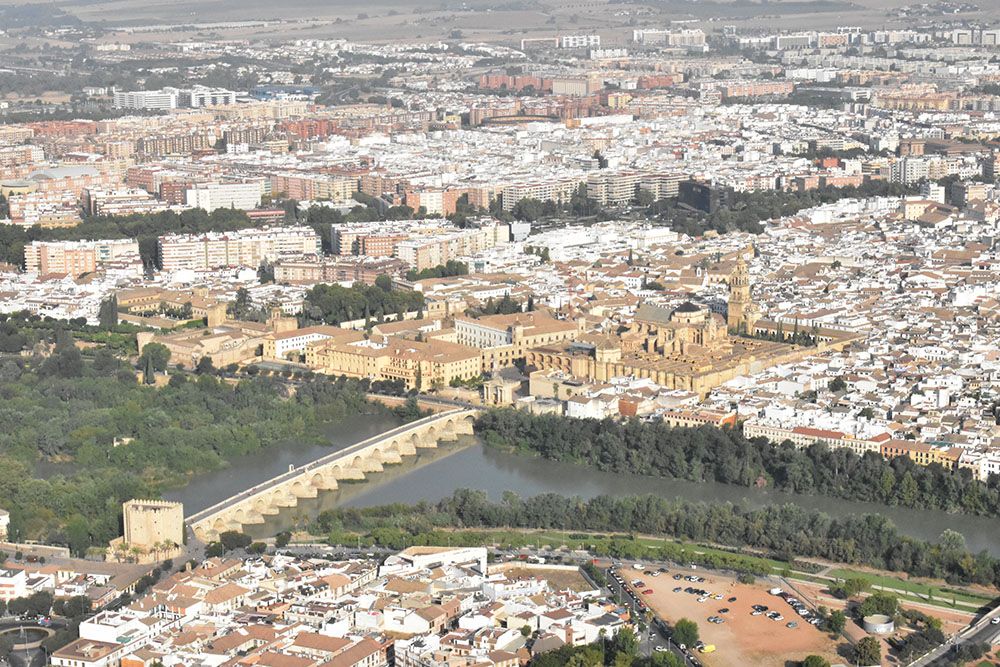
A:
187;409;480;542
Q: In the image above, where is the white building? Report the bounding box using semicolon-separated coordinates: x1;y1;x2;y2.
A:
112;90;178;110
0;567;26;602
186;181;263;212
184;86;238;107
560;34;601;49
158;225;320;271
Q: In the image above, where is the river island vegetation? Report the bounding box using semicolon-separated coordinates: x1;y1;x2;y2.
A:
475;409;1000;518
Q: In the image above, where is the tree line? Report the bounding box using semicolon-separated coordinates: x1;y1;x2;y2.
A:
474;409;1000;518
302;281;424;326
646;179;918;236
316;488;1000;589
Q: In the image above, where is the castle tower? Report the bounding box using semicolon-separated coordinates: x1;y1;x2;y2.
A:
727;254;755;333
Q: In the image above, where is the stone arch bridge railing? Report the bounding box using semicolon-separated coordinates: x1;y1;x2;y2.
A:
187;408;480;542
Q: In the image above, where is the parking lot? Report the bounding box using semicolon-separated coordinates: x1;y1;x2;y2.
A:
624;565;840;667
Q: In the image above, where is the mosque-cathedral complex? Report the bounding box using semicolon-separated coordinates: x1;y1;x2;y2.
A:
526;255;860;397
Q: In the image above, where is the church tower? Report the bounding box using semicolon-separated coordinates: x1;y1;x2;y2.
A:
727;254;755;333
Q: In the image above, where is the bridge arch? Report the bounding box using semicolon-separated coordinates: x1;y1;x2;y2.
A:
212;517;229;536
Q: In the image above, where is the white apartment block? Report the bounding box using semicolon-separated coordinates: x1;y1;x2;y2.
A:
501;177;583;211
112;86;236;110
113;90;179;110
186;180;263;212
560;34;601;49
394;224;509;271
639;172;683;200
632;28;706;47
83;188;169;217
586;171;641;206
158;225;320;271
184;86;238;107
24;239;141;274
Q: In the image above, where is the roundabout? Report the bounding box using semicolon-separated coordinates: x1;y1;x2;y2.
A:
0;624;54;649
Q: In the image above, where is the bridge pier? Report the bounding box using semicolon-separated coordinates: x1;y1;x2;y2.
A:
377;449;403;465
332;465;366;481
273;491;298;507
290;484;318;499
356;457;384;473
309;473;339;491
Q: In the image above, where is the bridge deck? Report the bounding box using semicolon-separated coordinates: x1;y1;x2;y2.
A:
186;410;468;526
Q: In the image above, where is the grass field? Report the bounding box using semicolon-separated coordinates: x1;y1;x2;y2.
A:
825;568;996;610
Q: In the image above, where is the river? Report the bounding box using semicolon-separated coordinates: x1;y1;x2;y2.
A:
169;419;1000;556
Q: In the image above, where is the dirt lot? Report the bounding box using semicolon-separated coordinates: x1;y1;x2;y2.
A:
500;565;593;593
634;568;841;667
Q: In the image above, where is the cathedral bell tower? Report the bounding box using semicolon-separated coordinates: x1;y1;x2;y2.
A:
727;254;756;333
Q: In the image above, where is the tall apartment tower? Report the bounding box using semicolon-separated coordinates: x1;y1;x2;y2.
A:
727;254;757;333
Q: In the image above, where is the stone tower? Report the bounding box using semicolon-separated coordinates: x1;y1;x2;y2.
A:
727;254;755;333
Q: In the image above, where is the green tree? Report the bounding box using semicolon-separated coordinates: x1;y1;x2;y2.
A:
195;356;216;375
139;342;171;373
939;528;967;555
62;595;91;619
801;656;830;667
672;618;699;647
218;531;252;552
64;514;92;556
827;610;846;633
858;592;898;618
98;295;118;330
143;354;156;384
609;626;638;657
852;636;881;666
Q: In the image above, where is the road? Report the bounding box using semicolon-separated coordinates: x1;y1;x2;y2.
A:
908;606;1000;666
601;564;704;666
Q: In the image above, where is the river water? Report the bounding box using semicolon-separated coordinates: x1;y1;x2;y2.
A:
158;415;1000;556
